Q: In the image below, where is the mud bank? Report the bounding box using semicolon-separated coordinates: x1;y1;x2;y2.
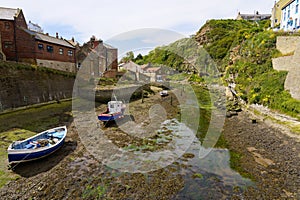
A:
222;110;300;199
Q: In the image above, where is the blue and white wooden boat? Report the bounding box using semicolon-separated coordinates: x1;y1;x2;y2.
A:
98;101;126;122
7;126;67;164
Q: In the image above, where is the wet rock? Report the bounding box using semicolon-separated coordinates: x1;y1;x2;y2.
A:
226;111;238;118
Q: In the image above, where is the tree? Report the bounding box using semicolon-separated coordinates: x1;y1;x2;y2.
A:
134;53;143;61
120;51;134;63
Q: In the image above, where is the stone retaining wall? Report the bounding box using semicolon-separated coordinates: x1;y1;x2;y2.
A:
272;36;300;100
0;67;75;111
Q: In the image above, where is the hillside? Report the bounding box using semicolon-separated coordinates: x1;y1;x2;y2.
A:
135;19;300;118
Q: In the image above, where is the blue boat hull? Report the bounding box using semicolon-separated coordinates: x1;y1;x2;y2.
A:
8;139;65;163
98;112;124;122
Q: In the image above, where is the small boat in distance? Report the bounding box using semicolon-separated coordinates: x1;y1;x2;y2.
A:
7;126;67;165
98;101;126;122
160;90;168;97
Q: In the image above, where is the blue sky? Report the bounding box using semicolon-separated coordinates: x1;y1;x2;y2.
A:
1;0;275;54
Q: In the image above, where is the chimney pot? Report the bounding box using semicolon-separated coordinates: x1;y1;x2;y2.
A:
56;32;59;38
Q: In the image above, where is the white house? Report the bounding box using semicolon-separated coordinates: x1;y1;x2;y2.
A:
281;0;300;31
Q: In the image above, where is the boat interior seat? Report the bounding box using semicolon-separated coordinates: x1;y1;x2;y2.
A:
25;143;35;149
47;131;64;139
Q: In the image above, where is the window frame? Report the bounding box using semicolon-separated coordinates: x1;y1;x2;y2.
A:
46;45;54;53
3;41;13;49
67;50;73;56
4;22;10;29
59;48;64;55
38;43;44;50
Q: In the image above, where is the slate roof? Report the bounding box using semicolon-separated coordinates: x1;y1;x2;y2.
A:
103;43;117;49
241;14;271;20
237;12;271;21
0;7;20;20
23;29;75;48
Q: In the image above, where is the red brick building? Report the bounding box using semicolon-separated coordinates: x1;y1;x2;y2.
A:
0;7;76;72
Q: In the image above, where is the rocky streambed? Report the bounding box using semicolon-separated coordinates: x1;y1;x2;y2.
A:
222;109;300;199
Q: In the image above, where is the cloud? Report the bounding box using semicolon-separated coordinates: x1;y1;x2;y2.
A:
1;0;274;45
106;28;185;56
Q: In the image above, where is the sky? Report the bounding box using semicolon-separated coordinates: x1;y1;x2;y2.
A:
1;0;275;56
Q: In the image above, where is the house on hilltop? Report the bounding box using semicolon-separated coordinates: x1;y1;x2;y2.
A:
280;0;300;31
0;7;76;72
236;11;271;21
271;0;291;28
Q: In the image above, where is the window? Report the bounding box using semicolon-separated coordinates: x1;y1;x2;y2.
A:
67;50;73;56
288;10;290;18
296;18;298;28
4;41;13;49
47;45;53;53
59;48;63;55
284;12;286;21
38;44;43;50
4;22;10;29
296;4;299;14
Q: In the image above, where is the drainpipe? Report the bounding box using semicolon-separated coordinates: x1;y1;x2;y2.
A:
13;17;19;62
105;47;108;71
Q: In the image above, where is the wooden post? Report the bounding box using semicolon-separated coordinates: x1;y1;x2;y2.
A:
181;86;184;96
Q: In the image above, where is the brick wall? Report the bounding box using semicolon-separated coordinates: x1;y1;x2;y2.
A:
15;27;36;63
0;20;16;60
34;40;75;63
0;10;28;61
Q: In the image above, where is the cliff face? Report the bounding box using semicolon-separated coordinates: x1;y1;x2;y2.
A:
0;65;75;111
195;23;211;45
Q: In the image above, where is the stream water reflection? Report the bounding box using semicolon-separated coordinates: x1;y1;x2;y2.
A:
161;119;253;199
108;118;253;199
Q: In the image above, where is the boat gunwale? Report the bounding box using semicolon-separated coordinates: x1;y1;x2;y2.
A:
7;126;67;154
